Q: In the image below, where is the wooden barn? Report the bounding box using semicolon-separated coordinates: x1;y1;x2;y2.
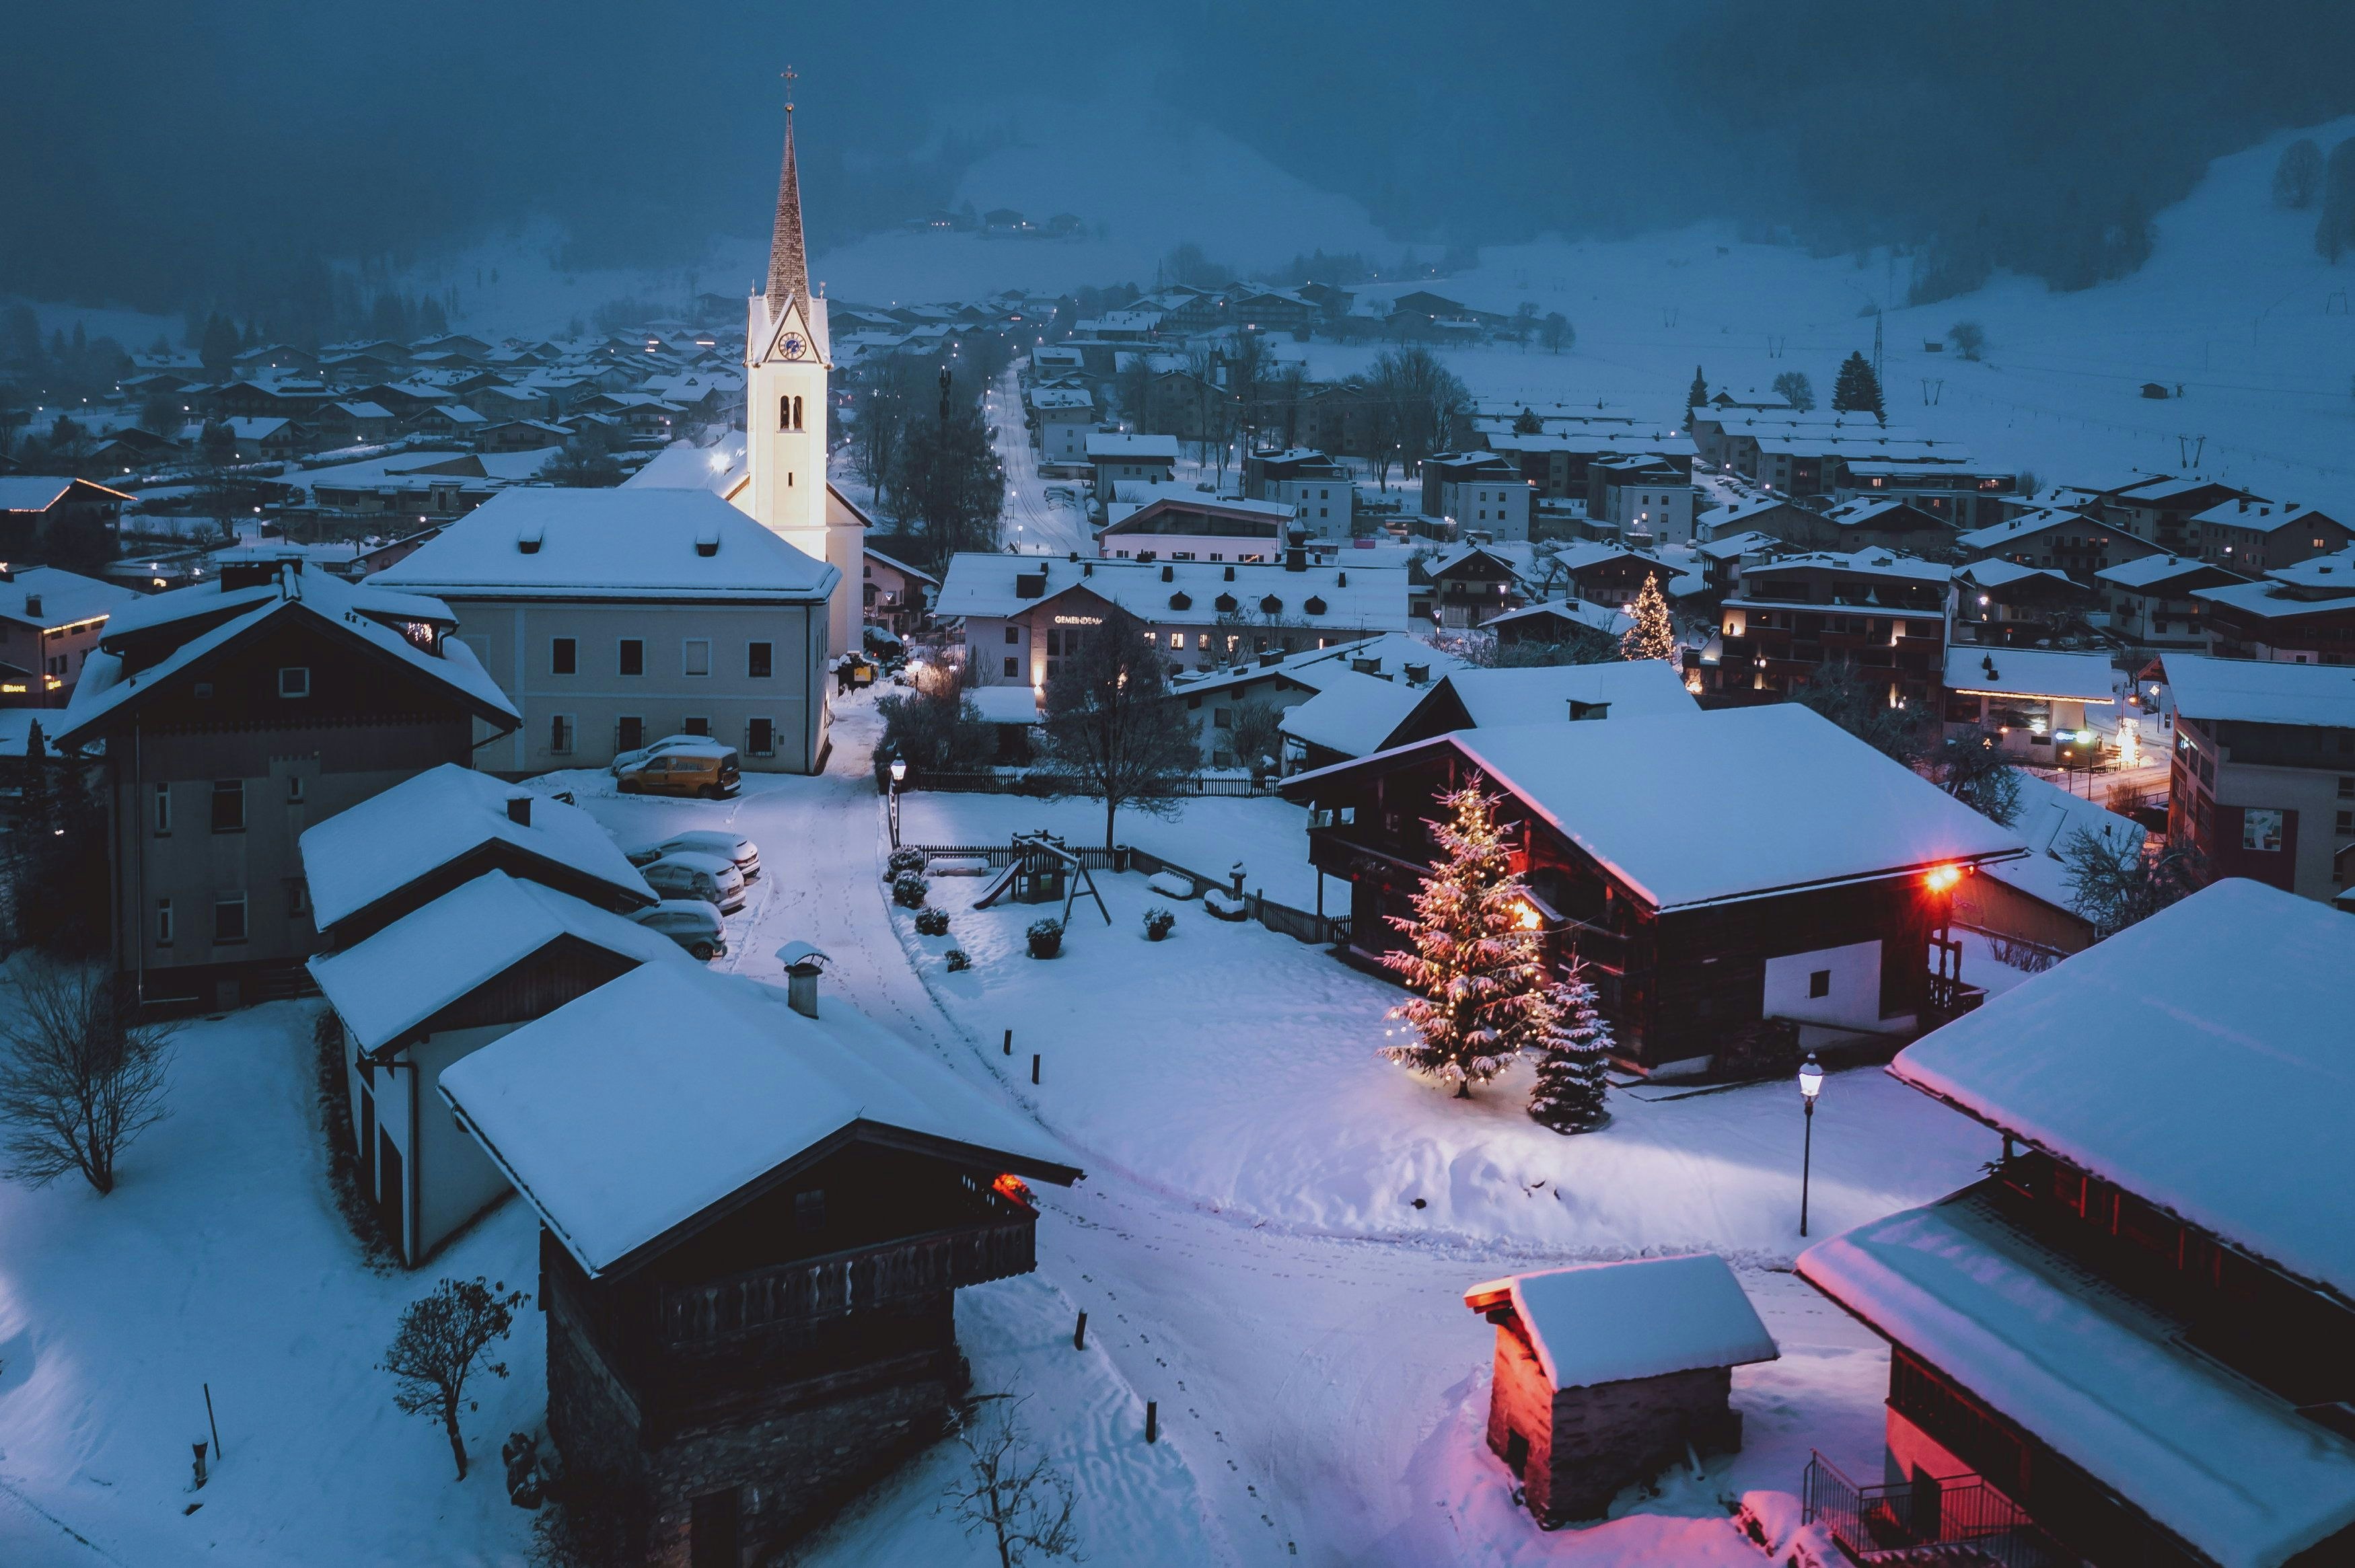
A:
439;960;1081;1567
1463;1255;1778;1526
1281;705;2025;1076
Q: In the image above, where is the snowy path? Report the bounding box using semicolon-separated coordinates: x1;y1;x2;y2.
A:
563;692;1928;1566
987;360;1093;558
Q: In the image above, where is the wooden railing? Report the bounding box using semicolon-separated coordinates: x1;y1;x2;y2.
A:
1803;1451;2056;1567
657;1214;1036;1349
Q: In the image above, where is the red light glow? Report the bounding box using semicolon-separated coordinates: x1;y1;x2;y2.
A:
1924;864;1962;894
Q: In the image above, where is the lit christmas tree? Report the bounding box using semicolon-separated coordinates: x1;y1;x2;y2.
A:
1619;572;1677;663
1527;959;1614;1134
1379;786;1560;1098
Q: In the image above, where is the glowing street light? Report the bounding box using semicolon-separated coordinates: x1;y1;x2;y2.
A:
1798;1052;1825;1236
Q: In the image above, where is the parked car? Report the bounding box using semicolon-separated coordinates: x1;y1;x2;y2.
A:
640;852;747;913
626;829;761;881
610;733;710;777
614;741;741;799
630;899;728;961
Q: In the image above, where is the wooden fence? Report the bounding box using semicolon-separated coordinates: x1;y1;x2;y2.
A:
904;839;1350;947
904;769;1273;798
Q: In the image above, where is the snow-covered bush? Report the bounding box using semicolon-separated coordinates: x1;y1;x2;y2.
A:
945;948;973;971
1143;906;1176;941
892;870;929;909
914;907;951;936
1025;919;1064;959
886;846;927;879
1146;869;1196;901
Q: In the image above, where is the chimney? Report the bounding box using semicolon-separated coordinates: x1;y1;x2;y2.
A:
23;593;41;618
1404;662;1430;685
1258;648;1282;667
776;941;831;1018
1161;563;1173;582
1224;564;1236;581
505;796;532;827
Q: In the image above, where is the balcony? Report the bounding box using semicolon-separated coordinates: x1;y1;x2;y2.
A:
1803;1452;2062;1567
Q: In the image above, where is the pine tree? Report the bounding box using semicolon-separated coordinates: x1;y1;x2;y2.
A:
1618;572;1677;663
1379;787;1559;1098
1832;351;1884;420
1527;959;1613;1133
1686;365;1708;416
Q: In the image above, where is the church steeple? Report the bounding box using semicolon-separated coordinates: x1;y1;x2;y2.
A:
765;98;811;314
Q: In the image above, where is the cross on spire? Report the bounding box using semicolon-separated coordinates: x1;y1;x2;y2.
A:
765;71;811;314
782;65;795;114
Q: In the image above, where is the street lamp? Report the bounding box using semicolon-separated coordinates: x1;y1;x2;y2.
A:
888;755;908;848
1797;1052;1824;1236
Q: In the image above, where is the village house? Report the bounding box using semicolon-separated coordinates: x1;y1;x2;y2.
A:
1464;1255;1778;1527
0;564;141;707
306;784;667;1265
1799;880;2355;1568
1957;505;2163;584
1377;661;1698;755
1947;770;2147;958
2093;474;2254;554
2163;653;2355;902
1590;457;1698;545
1482;429;1700;508
1026;385;1095;462
0;475;131;564
1165;632;1460;770
2096;553;2249;652
861;546;937;634
1531;541;1673;610
1243;448;1355;539
1097;494;1296;563
1086;431;1180;502
1416;543;1528;628
373;487;840;776
1229;287;1315;338
1422;451;1531;540
1692;529;1783;599
1805;497;1961;554
1831;460;2018;529
1950;558;2102;647
1481;596;1630;655
937;552;1412;683
438;959;1083;1566
1942;646;2120;763
52;558;519;1009
1698;550;1951;708
2193;547;2355;664
1282;705;2023;1074
2191;498;2352;574
1694;494;1823;547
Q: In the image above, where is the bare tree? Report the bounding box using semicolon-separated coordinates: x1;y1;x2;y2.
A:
2062;826;2204;940
1038;607;1200;848
1947;320;1987;361
382;1277;528;1480
943;1394;1082;1568
0;961;176;1194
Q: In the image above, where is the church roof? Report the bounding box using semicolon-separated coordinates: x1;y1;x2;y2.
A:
766;114;811;315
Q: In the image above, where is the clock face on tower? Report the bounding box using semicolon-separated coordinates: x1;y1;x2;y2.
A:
781;334;806;361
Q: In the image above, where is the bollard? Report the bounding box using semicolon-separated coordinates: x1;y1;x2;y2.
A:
1074;1310;1087;1350
1145;1402;1158;1444
1003;1028;1013;1056
1031;1053;1040;1085
192;1442;209;1489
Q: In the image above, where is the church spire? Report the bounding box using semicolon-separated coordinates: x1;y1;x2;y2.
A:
765;79;811;314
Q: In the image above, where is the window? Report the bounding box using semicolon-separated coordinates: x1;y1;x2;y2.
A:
1808;969;1832;999
287;776;305;805
2338;810;2353;835
2340;776;2354;799
1168;633;1184;650
683;716;710;737
618;639;645;677
616;716;644;752
278;666;310;698
748;718;775;756
549;714;574;753
286;877;310;919
793;1190;826;1230
155;898;174;948
1005;626;1021;644
1003;657;1019;677
1213;707;1234;730
215;893;248;944
748;641;772;678
153;782;172;835
552;637;577;675
211;778;245;833
683;638;711;677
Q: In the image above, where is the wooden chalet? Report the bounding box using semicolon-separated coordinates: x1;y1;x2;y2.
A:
1281;706;2024;1075
441;961;1081;1566
1800;881;2355;1568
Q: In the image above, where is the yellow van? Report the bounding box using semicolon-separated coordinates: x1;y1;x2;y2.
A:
614;742;741;799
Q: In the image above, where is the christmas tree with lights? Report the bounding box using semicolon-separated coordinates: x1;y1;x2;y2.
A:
1380;786;1559;1098
1527;959;1614;1133
1619;571;1677;663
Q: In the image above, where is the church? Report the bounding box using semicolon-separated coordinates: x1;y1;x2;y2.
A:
376;108;861;777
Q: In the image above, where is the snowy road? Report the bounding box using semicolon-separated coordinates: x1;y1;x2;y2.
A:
563;692;1909;1567
987;359;1093;558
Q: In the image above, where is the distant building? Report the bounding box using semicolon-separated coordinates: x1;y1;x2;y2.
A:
2193;547;2355;664
1418;543;1527;629
1421;451;1530;541
1950;559;2102;648
1243;449;1354;539
1025;385;1094;462
0;476;131;564
1955;505;2161;585
1085;432;1181;502
1941;646;2119;763
861;546;938;634
1097;494;1296;563
2163;653;2355;901
1700;550;1950;708
2097;554;2248;652
2192;498;2354;575
0;564;141;708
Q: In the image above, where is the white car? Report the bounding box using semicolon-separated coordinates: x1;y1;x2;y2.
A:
626;830;760;882
640;852;747;914
610;733;713;778
630;900;728;961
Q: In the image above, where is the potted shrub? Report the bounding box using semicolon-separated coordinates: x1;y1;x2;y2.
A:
1025;918;1064;959
1143;906;1176;942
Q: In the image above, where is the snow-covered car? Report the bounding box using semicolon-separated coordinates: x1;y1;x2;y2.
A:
626;830;760;881
609;733;715;778
639;852;746;913
630;899;728;961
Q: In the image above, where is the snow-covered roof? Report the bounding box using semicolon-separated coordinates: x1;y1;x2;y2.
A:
372;488;837;602
1480;597;1631;637
1278;671;1428;756
438;963;1079;1277
966;684;1041;725
624;435;747;496
2190;579;2355;622
2194;498;2338;534
0;566;141;629
1166;632;1458;700
1801;1190;2355;1568
0;476;131;510
1467;1254;1778;1390
2161;652;2355;729
1430;661;1697;729
57;566;513;748
1293;706;2025;911
1691;529;1782;562
1941;647;2117;702
1979;769;2146;913
2096;552;2231;590
1739;548;1951;585
301;766;652;932
1085;433;1180;461
1893;879;2355;1301
2264;547;2355;591
1956;558;2080;592
308;870;687;1053
1953;506;2101;552
935;554;1411;632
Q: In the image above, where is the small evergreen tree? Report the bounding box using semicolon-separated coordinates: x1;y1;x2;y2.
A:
1527;958;1612;1133
1512;406;1543;435
1379;787;1558;1098
1832;351;1885;420
2275;137;2324;210
1686;365;1708;417
1618;572;1677;663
